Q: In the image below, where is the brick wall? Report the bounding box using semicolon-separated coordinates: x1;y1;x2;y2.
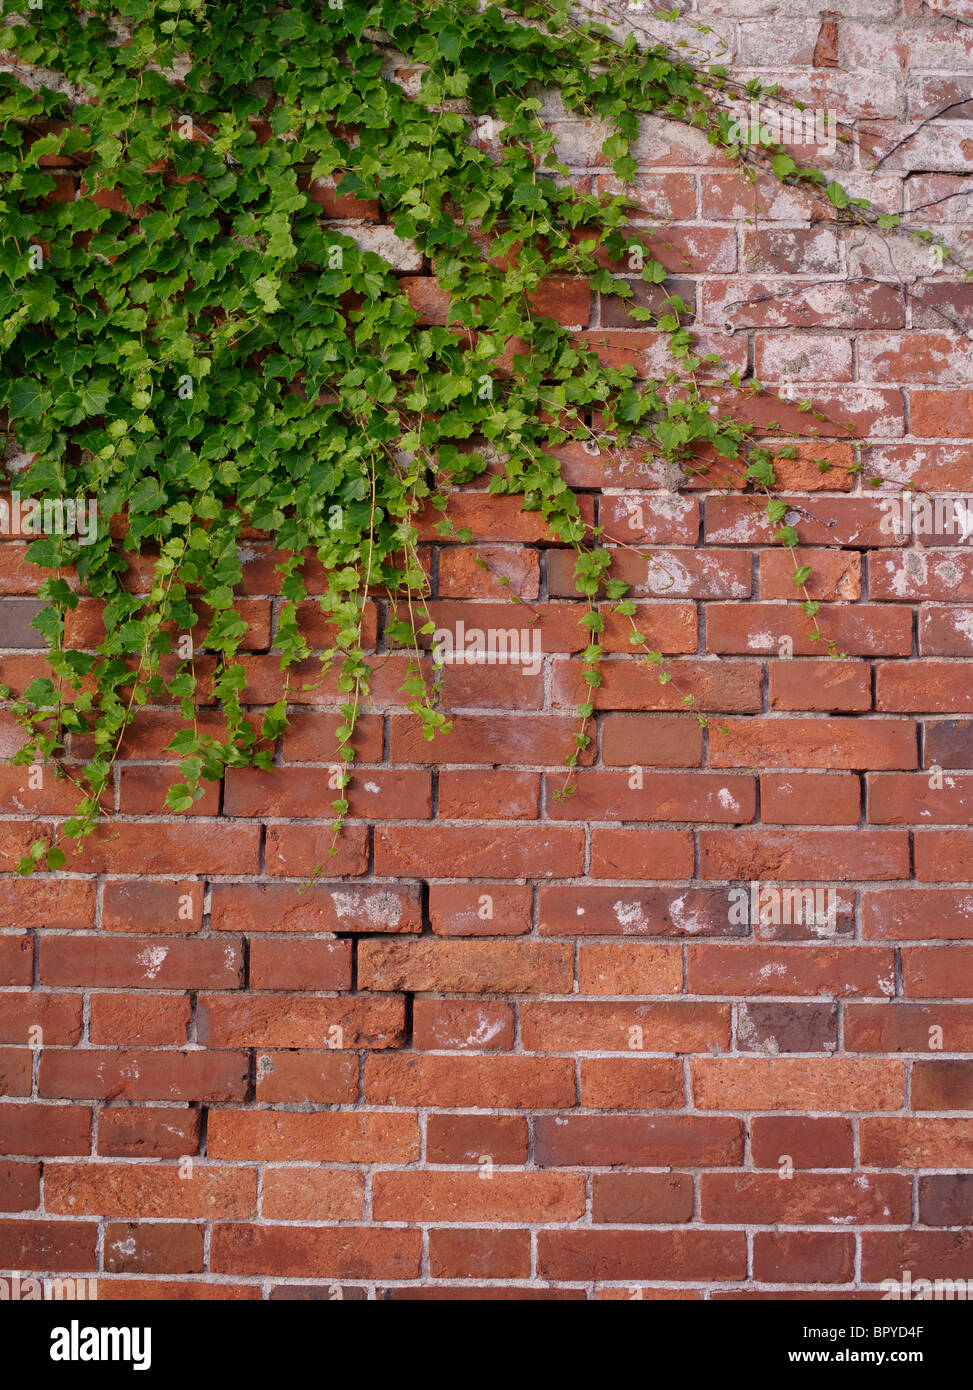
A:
3;1;973;1299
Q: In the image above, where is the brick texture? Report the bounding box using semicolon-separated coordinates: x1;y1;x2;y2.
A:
3;3;973;1301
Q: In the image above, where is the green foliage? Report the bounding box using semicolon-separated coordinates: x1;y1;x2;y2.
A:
0;0;896;870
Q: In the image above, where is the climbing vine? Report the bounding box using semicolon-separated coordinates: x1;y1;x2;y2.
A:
0;0;960;871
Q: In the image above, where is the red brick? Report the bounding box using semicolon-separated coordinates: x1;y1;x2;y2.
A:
698;828;910;881
117;766;220;815
753;1232;855;1284
428;884;532;937
738;1002;838;1053
768;662;871;713
701;1173;909;1224
415;493;594;544
426;1115;528;1166
760;549;862;601
39;937;243;990
912;1060;973;1110
45;1163;256;1219
438;546;540;600
364;1055;575;1109
870;772;973;824
862;1118;973;1168
248;939;352;991
539;886;739;937
102;881;203;933
750;1117;854;1169
0;879;95;931
545;770;756;823
359;939;572;994
104;1223;205;1275
211;1224;421;1279
99;1279;262;1300
211;882;421;934
521;1001;730;1053
918;1176;973;1227
589;829;695;879
254;1051;359;1103
89;994;191;1046
224;767;431;819
372;1171;585;1223
97;1109;201;1159
196;994;406;1049
261;1170;365;1222
902;946;973;996
916;834;973;883
871;553;973;603
599;493;699;544
208;1111;418;1163
709;717;915;769
579;1058;685;1110
912;391;973;437
920;606;973;656
429;1228;530;1280
534;1116;743;1168
0;1161;40;1213
69;824;261;874
592;1173;693;1223
413;999;515;1051
692;1058;904;1111
0;1219;97;1272
0;934;32;986
303;174;379;218
600;715;703;767
860;333;973;385
745;229;842;275
263;824;369;877
538;1230;745;1282
382;1285;584;1301
862;1231;973;1285
546;547;751;600
0;1048;31;1097
877;662;973;713
0;1105;91;1157
705;497;905;548
846;1003;973;1053
706;603;911;656
40;1050;249;1103
374;826;584;878
553;658;762;712
862;890;973;941
438;770;540;819
282;711;384;763
0;993;83;1045
760;771;861;823
577;944;682;995
688;945;894;997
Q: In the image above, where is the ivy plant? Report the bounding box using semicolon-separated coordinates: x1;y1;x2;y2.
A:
0;0;950;870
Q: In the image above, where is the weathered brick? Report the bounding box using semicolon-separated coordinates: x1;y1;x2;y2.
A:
207;1111;419;1163
196;994;407;1049
426;1115;528;1166
211;1224;421;1280
45;1163;256;1219
537;1230;746;1282
691;1058;904;1111
534;1116;743;1168
359;939;572;994
364;1055;576;1109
